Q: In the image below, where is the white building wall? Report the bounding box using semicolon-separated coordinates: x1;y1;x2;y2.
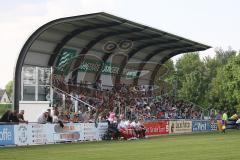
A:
19;101;51;122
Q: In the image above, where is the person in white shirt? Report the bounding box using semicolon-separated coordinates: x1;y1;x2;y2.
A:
117;119;131;140
37;111;48;124
52;110;59;123
82;111;90;123
130;121;136;128
134;119;146;138
131;120;141;138
124;120;130;128
117;120;126;130
236;118;240;128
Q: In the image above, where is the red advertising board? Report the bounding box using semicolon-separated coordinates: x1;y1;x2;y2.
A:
143;120;169;136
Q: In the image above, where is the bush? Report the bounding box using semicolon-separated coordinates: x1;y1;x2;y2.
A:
0;103;12;117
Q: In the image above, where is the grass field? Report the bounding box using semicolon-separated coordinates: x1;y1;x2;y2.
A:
0;131;240;160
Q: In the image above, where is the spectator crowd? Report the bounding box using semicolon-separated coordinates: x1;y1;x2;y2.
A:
38;82;204;124
0;82;204;124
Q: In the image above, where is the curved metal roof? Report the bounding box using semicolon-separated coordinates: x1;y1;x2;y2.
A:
14;12;210;108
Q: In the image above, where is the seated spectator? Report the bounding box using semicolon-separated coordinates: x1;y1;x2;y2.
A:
134;119;146;138
130;119;141;138
117;119;136;139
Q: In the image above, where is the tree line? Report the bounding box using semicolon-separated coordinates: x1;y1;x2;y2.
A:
155;48;240;114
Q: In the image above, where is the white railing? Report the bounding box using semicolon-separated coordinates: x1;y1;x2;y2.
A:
51;86;95;109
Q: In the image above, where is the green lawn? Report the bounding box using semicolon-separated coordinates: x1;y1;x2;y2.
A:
0;131;239;160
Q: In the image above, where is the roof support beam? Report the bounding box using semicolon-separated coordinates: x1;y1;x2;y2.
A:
149;47;204;85
115;39;181;85
95;34;164;81
133;44;194;85
48;22;121;66
149;52;177;86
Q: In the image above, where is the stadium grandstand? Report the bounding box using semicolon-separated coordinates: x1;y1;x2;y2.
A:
11;12;210;123
1;9;240;160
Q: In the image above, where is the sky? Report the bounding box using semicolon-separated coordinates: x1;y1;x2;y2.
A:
0;0;239;88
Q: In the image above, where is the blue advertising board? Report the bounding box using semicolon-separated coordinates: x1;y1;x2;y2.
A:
0;125;15;145
192;120;211;132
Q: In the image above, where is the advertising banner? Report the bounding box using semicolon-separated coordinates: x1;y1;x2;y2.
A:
29;123;55;145
143;120;169;136
83;123;98;140
192;120;211;132
12;122;109;145
1;121;218;146
0;125;14;145
169;120;192;134
97;122;108;140
53;123;83;142
14;124;31;145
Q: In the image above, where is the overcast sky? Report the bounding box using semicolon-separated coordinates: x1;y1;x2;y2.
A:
0;0;239;88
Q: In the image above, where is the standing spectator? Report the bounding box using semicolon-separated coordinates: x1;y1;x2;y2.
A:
107;110;116;123
52;110;59;123
82;110;90;123
215;111;222;131
17;110;27;123
37;111;48;124
9;110;19;123
47;109;53;123
222;111;228;133
0;110;12;122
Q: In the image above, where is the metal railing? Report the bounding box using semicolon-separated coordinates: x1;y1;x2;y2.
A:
51;86;95;109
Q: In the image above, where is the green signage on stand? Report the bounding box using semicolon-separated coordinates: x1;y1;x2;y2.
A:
54;49;141;78
56;48;77;75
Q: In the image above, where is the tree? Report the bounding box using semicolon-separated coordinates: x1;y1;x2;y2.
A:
154;48;239;113
175;52;207;106
154;59;175;96
208;54;240;114
215;47;236;66
5;80;13;100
